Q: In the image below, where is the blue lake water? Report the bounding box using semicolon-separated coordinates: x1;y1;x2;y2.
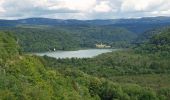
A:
35;49;116;59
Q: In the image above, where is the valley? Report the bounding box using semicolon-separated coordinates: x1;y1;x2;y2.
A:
0;17;170;100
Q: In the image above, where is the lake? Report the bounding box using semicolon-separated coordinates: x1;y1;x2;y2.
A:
35;49;116;59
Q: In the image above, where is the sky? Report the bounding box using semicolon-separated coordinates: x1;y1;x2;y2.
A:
0;0;170;19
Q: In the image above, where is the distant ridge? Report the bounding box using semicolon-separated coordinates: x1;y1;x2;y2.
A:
1;16;170;33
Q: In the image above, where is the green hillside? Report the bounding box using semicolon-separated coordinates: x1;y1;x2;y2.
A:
0;30;169;99
0;31;20;63
135;27;170;55
0;26;136;52
42;27;170;99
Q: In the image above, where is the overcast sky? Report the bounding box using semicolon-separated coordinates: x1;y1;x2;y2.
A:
0;0;170;19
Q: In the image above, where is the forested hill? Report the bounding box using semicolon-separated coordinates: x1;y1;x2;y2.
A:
135;27;170;54
1;16;170;52
134;27;166;44
42;27;170;99
1;16;170;33
1;26;136;52
0;32;19;60
1;30;169;99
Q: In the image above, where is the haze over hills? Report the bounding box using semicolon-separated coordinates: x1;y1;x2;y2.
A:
1;16;170;34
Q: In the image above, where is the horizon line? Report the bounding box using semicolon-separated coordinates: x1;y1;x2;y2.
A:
0;16;170;21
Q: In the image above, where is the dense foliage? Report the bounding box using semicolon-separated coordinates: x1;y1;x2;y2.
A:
44;50;170;76
0;26;170;100
0;26;136;52
135;27;170;55
0;31;20;63
0;32;165;100
42;27;170;99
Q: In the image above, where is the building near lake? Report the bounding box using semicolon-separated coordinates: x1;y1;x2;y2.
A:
95;43;111;48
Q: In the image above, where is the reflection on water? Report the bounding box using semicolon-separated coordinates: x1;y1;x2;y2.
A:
35;49;116;59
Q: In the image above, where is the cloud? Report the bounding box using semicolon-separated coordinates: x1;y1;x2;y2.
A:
121;0;166;12
120;0;170;18
0;0;98;19
0;0;81;18
0;0;5;13
94;1;112;13
0;0;170;19
58;0;96;11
